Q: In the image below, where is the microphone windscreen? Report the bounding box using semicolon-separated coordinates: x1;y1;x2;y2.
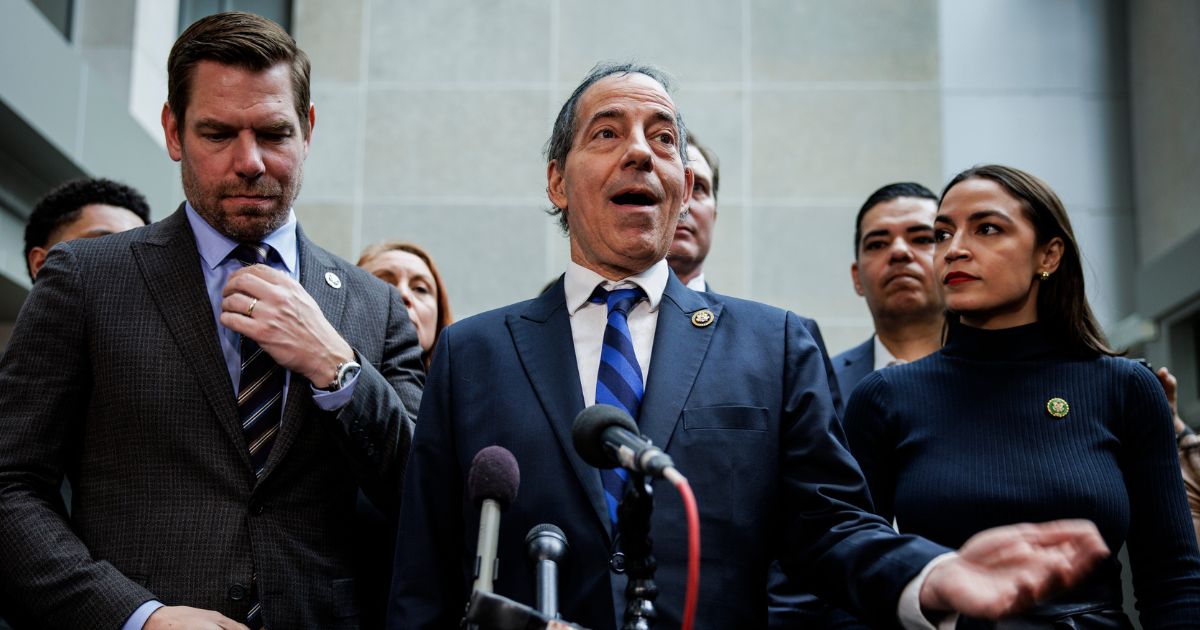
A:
525;523;566;544
468;445;520;509
571;404;637;469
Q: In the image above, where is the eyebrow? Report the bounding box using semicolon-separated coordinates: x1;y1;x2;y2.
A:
935;209;1015;225
862;224;933;241
193;118;295;133
585;108;677;131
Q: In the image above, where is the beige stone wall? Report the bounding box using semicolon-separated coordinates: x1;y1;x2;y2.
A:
1129;0;1200;266
293;0;943;354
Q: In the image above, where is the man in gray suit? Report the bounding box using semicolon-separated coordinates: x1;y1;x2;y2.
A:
0;12;422;630
834;182;943;397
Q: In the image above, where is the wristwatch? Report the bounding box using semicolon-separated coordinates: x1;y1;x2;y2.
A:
322;359;361;392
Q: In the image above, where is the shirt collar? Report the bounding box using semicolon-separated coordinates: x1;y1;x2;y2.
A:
565;259;669;315
684;272;706;292
184;201;298;273
872;333;900;371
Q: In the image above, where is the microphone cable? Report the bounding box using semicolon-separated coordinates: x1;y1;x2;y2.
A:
663;467;699;630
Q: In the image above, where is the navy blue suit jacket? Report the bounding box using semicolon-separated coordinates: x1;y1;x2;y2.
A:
390;274;945;629
833;337;875;402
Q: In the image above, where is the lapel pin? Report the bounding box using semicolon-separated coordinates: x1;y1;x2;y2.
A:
1046;397;1069;419
325;271;342;289
691;309;715;328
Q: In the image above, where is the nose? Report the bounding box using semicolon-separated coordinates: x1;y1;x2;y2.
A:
941;232;969;263
888;238;914;263
621;129;653;172
397;284;415;309
232;132;265;180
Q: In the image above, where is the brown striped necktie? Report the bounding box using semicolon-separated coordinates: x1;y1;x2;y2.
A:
230;243;280;629
231;243;285;479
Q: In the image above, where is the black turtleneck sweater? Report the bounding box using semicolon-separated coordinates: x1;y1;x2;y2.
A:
843;321;1200;625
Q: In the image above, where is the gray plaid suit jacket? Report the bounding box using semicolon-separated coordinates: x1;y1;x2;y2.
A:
0;207;423;629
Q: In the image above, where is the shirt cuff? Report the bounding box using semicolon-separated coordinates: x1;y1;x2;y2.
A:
310;368;360;411
897;552;960;630
123;600;164;630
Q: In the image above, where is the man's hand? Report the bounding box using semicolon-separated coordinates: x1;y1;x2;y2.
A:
919;520;1109;618
145;606;251;630
220;264;353;388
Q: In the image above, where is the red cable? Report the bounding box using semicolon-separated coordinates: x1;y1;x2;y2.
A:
667;469;700;630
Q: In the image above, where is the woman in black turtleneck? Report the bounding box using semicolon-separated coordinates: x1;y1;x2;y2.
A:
842;164;1200;627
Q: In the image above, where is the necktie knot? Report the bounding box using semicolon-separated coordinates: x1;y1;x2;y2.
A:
590;285;647;317
231;242;274;267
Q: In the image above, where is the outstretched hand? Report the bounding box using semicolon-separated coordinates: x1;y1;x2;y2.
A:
920;520;1109;618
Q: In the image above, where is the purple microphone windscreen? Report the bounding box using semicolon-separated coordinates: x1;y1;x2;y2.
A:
467;445;520;509
571;404;637;469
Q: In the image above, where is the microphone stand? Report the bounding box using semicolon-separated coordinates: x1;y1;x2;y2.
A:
617;471;658;630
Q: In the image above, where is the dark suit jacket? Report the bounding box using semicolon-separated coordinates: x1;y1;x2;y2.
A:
390;274;946;629
834;337;875;401
0;208;424;629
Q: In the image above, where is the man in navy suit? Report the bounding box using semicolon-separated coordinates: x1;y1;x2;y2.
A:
389;63;1108;629
834;183;944;398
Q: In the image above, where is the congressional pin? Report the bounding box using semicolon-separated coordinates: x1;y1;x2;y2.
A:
325;271;342;289
690;309;715;328
1046;397;1070;419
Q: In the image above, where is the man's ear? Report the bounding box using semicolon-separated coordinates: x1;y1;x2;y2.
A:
851;261;864;296
302;102;315;157
28;247;48;280
547;160;568;211
682;166;694;208
162;103;183;162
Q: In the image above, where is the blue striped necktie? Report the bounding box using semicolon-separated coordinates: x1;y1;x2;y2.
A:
590;285;647;530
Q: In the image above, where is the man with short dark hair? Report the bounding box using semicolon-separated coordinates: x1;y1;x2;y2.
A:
0;12;422;630
391;63;1108;630
834;182;943;396
23;177;151;280
667;135;718;291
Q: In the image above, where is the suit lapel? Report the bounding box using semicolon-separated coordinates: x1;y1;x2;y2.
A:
131;206;251;471
259;229;348;480
507;279;612;537
640;274;720;453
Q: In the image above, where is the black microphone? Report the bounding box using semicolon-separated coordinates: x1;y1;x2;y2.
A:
468;446;520;593
525;524;569;618
571;404;675;478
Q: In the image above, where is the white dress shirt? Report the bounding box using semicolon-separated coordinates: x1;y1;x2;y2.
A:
564;259;668;406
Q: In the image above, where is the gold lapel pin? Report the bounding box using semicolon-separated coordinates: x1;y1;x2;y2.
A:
691;309;715;328
325;272;342;289
1046;397;1070;418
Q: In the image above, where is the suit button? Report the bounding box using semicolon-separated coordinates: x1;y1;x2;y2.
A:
610;552;626;574
228;583;248;601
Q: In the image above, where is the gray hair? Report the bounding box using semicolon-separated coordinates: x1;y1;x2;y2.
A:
544;62;689;232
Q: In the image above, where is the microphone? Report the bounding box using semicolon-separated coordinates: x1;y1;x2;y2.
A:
525;524;569;618
468;445;520;593
571;404;675;478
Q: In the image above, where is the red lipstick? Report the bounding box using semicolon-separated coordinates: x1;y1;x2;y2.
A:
943;271;978;285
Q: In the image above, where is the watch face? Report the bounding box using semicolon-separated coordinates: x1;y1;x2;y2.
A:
338;362;362;388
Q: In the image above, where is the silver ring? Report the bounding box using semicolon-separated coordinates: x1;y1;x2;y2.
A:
246;298;258;317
